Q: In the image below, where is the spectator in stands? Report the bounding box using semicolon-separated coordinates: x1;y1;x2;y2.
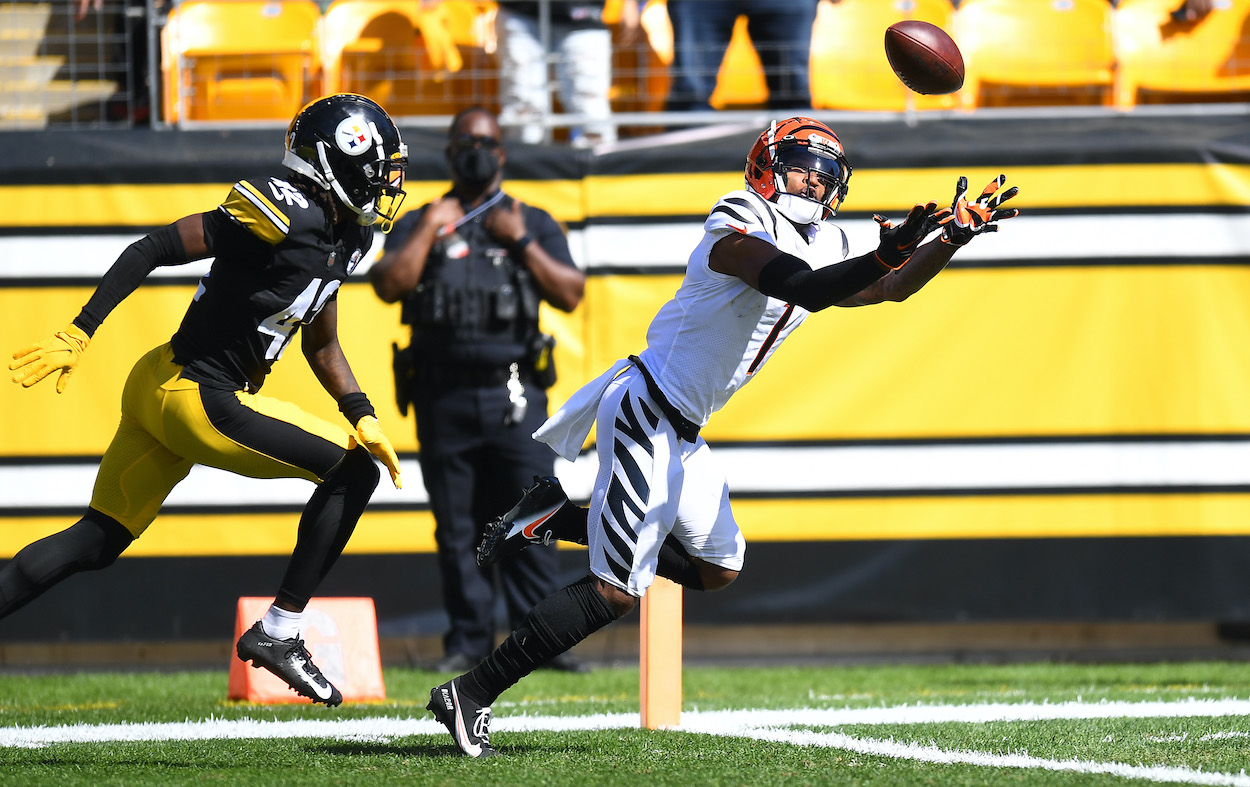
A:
494;0;640;147
665;0;819;112
1170;0;1214;21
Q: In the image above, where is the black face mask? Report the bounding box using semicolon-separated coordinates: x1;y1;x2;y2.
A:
450;146;501;189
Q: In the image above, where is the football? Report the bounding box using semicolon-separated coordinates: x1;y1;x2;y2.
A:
884;20;965;95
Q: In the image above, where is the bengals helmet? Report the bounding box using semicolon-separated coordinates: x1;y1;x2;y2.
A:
745;117;852;225
283;93;408;232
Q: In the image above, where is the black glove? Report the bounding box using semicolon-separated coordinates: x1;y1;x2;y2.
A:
940;175;1020;247
872;201;951;270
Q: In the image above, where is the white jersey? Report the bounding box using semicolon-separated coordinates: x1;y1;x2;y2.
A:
638;189;849;427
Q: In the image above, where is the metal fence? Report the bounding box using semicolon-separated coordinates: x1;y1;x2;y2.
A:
3;0;1250;133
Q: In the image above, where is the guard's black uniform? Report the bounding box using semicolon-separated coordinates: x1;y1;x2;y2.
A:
389;190;575;663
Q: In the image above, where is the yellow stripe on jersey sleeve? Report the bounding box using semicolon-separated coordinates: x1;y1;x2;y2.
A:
221;180;291;245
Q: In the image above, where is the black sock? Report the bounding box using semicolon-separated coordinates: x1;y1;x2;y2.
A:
459;574;618;705
656;534;705;590
553;503;589;545
276;446;378;609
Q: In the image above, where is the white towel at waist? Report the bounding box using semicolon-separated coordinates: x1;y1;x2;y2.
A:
533;358;632;462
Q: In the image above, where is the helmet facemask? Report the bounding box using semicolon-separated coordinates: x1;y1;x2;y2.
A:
771;143;850;225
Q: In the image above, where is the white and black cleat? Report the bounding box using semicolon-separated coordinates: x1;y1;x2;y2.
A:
477;475;570;568
427;678;498;758
236;621;343;707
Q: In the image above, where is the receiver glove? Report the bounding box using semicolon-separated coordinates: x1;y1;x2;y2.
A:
941;174;1020;247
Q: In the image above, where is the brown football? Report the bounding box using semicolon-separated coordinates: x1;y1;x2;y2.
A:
884;20;965;95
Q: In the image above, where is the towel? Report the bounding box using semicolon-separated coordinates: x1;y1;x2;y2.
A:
533;358;632;461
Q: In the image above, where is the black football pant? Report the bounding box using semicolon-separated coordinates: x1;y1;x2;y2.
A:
415;381;560;662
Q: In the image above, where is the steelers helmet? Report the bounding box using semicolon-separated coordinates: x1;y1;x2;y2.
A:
283;93;408;232
745;117;852;225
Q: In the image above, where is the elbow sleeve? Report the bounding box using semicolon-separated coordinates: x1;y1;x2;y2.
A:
756;252;888;312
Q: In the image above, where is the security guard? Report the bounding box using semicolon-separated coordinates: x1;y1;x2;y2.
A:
370;107;588;672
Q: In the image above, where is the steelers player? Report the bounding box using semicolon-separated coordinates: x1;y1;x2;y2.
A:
4;94;407;707
430;118;1020;756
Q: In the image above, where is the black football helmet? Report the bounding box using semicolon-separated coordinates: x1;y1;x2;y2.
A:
283;93;408;232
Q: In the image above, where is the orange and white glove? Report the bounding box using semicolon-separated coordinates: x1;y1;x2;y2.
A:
11;324;91;393
356;415;402;489
941;174;1020;247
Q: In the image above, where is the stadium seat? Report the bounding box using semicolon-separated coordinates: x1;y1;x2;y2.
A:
709;15;770;110
1113;0;1250;108
955;0;1116;109
628;0;768;110
810;0;959;112
321;0;492;117
162;0;322;123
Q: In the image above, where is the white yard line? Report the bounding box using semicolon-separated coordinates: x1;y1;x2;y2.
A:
723;727;1250;787
3;699;1250;784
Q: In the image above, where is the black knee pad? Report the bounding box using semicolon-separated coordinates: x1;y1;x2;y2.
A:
71;510;135;569
324;445;380;493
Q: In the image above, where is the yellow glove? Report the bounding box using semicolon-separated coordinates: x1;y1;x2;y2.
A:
11;324;91;393
356;415;402;489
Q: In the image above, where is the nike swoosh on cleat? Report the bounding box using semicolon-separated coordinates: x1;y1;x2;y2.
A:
291;660;333;701
513;506;562;540
450;683;483;757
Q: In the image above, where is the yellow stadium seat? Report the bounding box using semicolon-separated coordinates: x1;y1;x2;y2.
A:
709;15;770;109
628;0;768;110
321;0;492;117
162;0;322;122
1113;0;1250;108
955;0;1116;109
810;0;959;112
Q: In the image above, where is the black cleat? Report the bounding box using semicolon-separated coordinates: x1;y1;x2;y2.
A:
477;475;570;568
428;678;498;758
236;621;343;707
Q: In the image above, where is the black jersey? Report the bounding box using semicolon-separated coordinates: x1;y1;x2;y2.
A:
171;176;374;392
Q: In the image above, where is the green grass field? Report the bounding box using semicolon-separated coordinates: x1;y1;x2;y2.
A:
2;661;1250;785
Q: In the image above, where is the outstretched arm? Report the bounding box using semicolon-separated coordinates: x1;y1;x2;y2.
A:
711;202;945;312
10;214;209;393
842;174;1021;307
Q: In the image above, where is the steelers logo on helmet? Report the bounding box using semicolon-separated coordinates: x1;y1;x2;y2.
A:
745;117;852;226
335;116;373;156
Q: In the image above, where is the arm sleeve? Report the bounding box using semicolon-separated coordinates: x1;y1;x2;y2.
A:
756;251;890;313
74;221;192;336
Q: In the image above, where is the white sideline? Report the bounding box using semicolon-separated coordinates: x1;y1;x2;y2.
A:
4;699;1250;784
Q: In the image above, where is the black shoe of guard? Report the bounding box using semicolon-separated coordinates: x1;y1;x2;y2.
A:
477;476;570;568
427;678;498;758
236;622;343;707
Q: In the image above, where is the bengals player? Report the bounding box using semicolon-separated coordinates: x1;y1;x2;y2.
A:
431;117;1020;756
5;94;407;707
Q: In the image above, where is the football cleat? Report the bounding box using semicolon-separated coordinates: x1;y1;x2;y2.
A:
236;622;343;707
477;476;571;568
428;678;497;758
